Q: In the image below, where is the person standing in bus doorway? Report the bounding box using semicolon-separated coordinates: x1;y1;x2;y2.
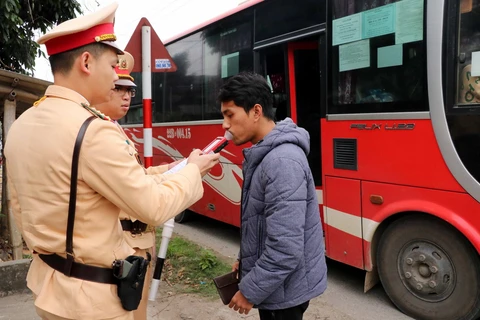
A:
4;3;220;319
219;72;327;319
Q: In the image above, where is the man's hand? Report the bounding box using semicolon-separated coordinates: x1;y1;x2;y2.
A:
187;149;220;177
167;158;185;170
232;260;239;272
229;291;254;315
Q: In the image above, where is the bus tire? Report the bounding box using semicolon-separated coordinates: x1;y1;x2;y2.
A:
377;215;480;320
174;210;192;223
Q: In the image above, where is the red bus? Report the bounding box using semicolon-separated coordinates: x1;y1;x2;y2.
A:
121;0;480;319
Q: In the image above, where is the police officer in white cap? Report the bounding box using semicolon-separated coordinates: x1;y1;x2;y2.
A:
95;51;178;320
5;3;220;319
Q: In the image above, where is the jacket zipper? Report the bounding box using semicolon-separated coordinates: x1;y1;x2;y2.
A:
238;158;246;281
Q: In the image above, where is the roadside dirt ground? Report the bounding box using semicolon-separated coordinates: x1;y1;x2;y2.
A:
150;283;354;320
0;283;354;320
1;215;409;320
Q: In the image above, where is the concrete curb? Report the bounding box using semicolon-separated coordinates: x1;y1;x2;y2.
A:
0;259;31;297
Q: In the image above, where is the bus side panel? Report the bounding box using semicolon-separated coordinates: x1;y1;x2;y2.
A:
123;124;244;226
361;181;480;269
324;176;364;269
321;119;464;193
189;162;242;227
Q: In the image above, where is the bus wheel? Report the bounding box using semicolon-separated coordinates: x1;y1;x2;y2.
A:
377;215;480;320
174;210;192;223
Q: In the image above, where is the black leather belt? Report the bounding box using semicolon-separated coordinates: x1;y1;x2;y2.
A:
120;220;147;234
39;253;117;285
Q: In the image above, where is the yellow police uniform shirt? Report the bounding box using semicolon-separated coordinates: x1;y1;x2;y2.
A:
5;85;203;319
113;122;170;249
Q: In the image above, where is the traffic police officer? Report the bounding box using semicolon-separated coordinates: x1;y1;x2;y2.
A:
95;51;167;320
4;3;220;319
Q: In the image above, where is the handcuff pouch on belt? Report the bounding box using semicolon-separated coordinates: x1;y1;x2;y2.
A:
38;116;150;311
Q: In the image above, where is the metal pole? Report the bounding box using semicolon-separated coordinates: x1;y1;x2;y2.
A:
148;217;175;301
142;26;153;168
4;96;22;260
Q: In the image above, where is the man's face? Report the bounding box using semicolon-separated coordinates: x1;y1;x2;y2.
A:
221;100;256;146
88;48;119;105
96;85;133;120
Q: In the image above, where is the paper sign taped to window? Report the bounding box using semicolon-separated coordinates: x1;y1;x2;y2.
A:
339;39;370;72
471;51;480;77
378;44;403;68
221;52;239;78
395;0;424;44
363;4;396;39
333;13;362;46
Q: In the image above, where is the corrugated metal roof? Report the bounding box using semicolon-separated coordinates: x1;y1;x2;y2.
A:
0;69;51;117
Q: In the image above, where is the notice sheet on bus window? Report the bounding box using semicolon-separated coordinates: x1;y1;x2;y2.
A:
471;51;480;77
221;52;239;78
378;44;403;68
339;39;370;72
333;13;362;46
362;4;396;39
395;0;424;44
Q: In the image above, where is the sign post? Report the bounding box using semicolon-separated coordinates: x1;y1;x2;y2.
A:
141;26;153;168
125;18;178;302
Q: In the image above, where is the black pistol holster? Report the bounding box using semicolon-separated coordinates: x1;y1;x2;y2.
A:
113;252;151;311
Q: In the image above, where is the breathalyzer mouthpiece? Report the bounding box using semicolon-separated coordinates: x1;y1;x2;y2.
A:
224;131;233;141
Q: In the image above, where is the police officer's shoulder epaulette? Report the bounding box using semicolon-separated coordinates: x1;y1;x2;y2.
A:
81;103;113;122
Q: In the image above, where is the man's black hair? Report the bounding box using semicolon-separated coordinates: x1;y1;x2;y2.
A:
218;72;274;120
49;43;112;75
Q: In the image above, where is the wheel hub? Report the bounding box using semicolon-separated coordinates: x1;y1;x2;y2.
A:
398;241;456;302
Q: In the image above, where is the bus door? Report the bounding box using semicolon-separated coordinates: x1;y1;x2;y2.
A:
287;41;324;230
287;42;322;185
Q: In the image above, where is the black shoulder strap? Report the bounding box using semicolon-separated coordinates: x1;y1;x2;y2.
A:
64;116;96;276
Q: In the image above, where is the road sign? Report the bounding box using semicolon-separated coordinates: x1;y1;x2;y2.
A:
124;17;177;73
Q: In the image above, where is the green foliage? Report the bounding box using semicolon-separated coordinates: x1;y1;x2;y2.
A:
158;230;232;297
0;0;82;75
199;251;218;270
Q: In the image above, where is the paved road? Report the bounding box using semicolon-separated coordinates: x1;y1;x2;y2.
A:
171;213;413;320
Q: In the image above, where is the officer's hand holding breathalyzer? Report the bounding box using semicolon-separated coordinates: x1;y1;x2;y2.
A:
163;133;230;177
187;149;220;177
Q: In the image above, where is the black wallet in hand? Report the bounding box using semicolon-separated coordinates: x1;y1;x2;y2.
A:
212;271;239;305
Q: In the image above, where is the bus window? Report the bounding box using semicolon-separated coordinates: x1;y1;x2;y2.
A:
202;21;253;120
255;0;325;43
457;0;480;105
162;33;205;122
328;0;427;114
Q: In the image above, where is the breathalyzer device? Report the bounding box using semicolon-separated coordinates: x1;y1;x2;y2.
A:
202;136;229;154
162;136;228;174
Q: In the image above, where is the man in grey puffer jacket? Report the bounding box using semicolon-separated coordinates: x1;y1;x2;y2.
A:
218;72;327;320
